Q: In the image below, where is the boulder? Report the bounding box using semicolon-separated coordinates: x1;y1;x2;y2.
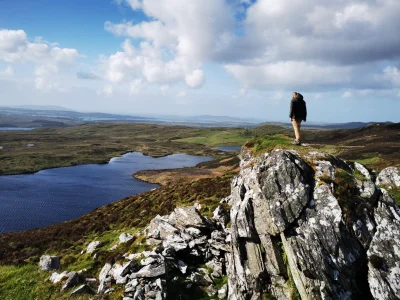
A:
120;233;134;244
98;263;112;293
49;271;69;283
39;255;60;271
61;272;79;291
376;167;400;187
168;206;208;228
130;261;166;278
86;241;102;254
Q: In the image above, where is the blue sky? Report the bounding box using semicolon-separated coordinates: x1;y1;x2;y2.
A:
0;0;399;123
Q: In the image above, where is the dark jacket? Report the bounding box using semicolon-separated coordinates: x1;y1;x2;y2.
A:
289;94;307;121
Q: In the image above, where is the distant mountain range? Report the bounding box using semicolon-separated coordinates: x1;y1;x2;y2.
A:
0;105;393;129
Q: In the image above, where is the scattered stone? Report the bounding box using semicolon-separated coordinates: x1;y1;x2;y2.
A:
168;206;208;228
70;284;94;295
49;271;68;283
120;232;134;243
86;241;102;254
98;263;112;293
131;261;166;278
376;166;400;187
61;272;79;290
109;244;118;251
39;255;60;271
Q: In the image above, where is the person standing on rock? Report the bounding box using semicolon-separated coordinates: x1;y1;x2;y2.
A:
289;92;307;145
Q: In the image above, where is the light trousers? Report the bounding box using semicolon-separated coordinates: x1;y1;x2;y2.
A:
291;119;302;141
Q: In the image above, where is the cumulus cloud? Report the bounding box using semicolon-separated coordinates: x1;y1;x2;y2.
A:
107;0;400;95
223;0;400;92
185;69;205;88
0;29;80;91
104;0;235;89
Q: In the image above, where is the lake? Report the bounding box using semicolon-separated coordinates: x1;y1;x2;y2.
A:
216;146;242;152
0;152;212;233
0;127;36;131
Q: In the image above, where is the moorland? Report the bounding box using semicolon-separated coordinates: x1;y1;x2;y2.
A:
0;121;399;299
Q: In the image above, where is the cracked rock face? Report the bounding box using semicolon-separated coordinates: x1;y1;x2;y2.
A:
226;149;400;300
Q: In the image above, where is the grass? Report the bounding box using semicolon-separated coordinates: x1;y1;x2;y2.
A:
278;242;301;300
173;129;251;146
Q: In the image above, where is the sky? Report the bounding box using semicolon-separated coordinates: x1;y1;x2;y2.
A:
0;0;400;123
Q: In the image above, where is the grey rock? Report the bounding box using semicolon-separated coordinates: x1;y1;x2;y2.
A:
168;206;208;228
49;271;69;283
146;215;179;240
120;232;134;243
110;263;129;284
213;205;230;226
86;241;102;254
367;190;400;299
120;260;139;277
97;263;112;293
376;167;400;187
131;261;166;278
61;271;79;290
190;272;211;286
70;284;94;295
39;255;60;271
133;285;144;300
140;256;157;266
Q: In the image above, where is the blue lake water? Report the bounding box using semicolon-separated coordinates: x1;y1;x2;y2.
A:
216;146;242;152
0;127;36;131
0;152;212;233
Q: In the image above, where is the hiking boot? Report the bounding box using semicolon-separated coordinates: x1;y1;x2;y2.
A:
291;140;301;145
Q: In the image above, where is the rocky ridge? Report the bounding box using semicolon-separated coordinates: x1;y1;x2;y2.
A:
40;149;400;299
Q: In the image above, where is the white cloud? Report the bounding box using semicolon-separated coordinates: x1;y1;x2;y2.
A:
97;85;113;96
342;91;353;98
104;0;234;88
185;69;205;88
225;61;353;89
0;29;80;92
0;65;15;77
0;29;79;64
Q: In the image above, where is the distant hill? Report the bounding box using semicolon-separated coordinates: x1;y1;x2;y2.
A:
10;105;75;112
259;121;394;130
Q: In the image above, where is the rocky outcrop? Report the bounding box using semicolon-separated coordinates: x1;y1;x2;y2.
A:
226;149;400;300
41;149;400;299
